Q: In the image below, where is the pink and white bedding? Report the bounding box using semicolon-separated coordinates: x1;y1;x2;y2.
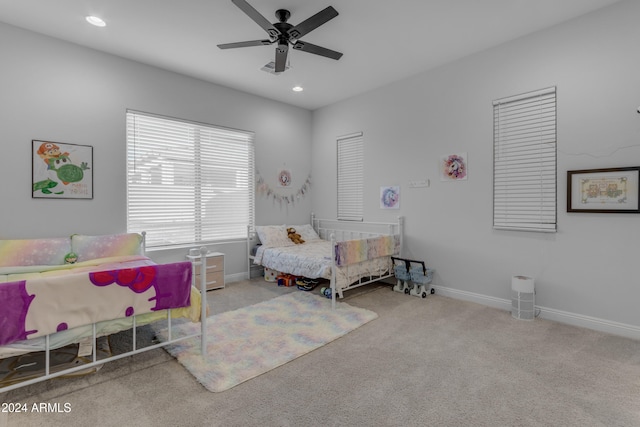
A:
0;255;192;347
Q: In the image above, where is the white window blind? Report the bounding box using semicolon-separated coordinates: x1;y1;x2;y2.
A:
337;132;364;221
493;87;557;232
126;111;255;247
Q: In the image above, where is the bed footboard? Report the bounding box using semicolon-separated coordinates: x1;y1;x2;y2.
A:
311;214;404;309
312;214;404;249
0;248;209;393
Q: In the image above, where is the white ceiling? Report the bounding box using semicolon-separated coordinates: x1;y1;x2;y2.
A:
0;0;622;110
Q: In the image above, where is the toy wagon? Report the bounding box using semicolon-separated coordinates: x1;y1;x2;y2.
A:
391;257;435;298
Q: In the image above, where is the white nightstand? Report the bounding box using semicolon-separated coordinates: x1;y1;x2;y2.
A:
186;251;225;291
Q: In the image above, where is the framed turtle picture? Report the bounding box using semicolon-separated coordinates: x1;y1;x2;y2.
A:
32;140;93;199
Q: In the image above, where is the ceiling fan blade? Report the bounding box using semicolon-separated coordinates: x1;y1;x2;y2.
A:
287;6;338;41
231;0;281;39
292;41;342;60
275;44;289;72
217;39;273;49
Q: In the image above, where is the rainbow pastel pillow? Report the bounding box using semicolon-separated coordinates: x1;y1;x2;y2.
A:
0;237;71;267
71;233;143;262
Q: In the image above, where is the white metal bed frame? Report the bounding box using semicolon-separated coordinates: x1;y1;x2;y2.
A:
248;215;404;309
313;214;404;308
0;234;208;393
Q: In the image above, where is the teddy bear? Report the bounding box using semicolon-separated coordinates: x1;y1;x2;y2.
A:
287;227;305;244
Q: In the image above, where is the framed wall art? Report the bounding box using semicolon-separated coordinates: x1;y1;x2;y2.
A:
32;140;93;199
567;166;640;213
440;152;467;181
380;186;400;209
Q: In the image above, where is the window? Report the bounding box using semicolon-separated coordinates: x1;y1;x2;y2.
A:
493;87;557;232
126;111;255;248
337;132;364;221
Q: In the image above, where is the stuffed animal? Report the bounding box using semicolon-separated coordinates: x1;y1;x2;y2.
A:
64;252;78;264
287;227;305;244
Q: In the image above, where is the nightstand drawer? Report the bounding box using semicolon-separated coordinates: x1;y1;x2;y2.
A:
194;271;224;290
187;251;225;291
205;256;223;272
206;270;224;290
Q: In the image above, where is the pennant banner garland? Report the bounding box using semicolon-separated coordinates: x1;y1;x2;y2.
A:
256;170;311;206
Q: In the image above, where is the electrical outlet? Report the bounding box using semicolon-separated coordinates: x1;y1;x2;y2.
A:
408;179;430;188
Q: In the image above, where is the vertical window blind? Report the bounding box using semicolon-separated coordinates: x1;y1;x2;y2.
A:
493;87;557;232
126;110;255;247
337;132;364;221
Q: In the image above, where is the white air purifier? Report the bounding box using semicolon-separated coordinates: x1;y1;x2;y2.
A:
511;275;535;320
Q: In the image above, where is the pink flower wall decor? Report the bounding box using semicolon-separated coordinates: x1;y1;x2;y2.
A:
440;152;468;181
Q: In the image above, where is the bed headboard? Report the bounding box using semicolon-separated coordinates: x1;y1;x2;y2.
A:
0;231;146;267
70;231;146;261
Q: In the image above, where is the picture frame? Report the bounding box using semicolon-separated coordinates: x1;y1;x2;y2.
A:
32;140;93;199
567;167;640;213
440;152;468;181
380;186;400;209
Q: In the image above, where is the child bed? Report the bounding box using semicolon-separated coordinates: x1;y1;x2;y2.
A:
248;215;404;308
0;232;209;393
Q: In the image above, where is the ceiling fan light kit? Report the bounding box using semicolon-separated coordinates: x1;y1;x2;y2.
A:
218;0;342;73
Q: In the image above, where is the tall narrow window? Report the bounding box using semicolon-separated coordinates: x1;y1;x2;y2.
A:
126;110;255;248
337;132;364;221
493;87;557;232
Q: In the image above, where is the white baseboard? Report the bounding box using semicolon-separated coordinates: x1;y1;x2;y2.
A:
225;272;249;284
432;285;640;341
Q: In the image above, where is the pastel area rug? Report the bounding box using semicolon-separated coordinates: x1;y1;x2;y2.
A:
156;292;377;392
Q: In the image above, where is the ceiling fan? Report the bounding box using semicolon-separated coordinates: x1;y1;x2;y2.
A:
217;0;343;73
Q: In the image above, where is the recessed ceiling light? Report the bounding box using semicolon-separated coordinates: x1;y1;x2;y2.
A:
86;16;106;27
292;86;303;92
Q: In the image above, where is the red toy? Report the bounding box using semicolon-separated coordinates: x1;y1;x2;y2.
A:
277;274;297;287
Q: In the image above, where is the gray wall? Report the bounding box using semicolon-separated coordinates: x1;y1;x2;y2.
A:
0;23;313;278
311;1;640;334
2;1;640;336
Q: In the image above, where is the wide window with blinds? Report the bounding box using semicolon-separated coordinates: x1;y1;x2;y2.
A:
126;111;255;248
337;132;364;221
493;87;557;232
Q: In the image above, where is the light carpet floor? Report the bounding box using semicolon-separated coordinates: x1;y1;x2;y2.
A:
3;280;640;426
155;291;377;392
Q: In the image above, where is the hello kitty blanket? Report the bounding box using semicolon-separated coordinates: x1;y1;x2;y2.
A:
0;256;192;346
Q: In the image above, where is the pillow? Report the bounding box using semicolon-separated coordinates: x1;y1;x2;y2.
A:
288;224;322;242
0;237;71;267
71;233;143;261
255;225;294;248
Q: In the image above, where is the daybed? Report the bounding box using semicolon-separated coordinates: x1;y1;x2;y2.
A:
0;232;208;392
248;215;403;307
